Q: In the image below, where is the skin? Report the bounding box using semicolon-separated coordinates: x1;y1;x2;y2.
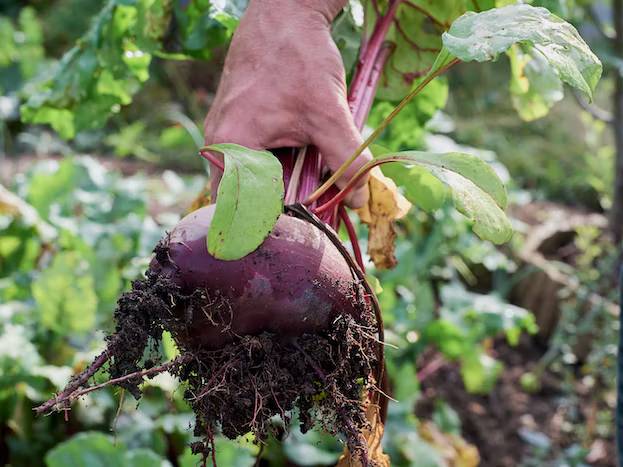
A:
204;0;372;208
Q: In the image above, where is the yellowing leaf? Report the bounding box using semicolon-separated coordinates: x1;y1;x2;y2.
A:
356;168;411;270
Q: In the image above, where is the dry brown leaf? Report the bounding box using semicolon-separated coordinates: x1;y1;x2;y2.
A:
337;398;390;467
355;168;411;269
419;421;480;467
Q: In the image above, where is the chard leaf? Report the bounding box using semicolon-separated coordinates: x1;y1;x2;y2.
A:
207;143;283;260
442;3;602;99
375;151;512;244
365;0;488;101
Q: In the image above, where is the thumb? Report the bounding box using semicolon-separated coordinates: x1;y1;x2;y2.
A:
312;109;372;209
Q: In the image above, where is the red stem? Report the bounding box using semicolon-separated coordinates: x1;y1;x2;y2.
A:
352;44;394;130
199;150;225;172
348;0;402;122
339;205;365;272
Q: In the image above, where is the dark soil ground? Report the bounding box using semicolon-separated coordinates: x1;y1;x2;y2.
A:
416;337;616;467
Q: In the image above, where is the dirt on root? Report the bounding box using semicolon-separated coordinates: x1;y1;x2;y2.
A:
415;338;616;467
107;267;381;464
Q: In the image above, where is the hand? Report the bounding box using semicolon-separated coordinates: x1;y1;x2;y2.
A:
204;0;371;208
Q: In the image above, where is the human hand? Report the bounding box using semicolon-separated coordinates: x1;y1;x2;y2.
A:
204;0;371;208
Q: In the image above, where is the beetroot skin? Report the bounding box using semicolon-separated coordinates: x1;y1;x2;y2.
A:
150;204;366;349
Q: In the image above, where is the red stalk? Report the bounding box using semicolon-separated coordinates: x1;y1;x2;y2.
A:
199;150;225;172
339;205;365;272
348;0;403;121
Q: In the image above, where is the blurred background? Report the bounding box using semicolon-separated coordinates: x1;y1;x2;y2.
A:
0;0;621;466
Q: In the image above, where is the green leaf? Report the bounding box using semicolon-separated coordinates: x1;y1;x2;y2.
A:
46;432;124;467
21;1;238;139
46;432;168;467
442;3;602;99
382;163;448;212
32;251;98;334
368;78;449;150
460;347;503;394
367;0;487;101
374;151;512;244
508;44;564;121
206;144;284;260
179;436;257;467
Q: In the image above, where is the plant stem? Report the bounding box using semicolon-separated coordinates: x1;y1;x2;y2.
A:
348;0;403;119
339;205;365;272
352;44;394;130
284;147;307;205
307;57;460;206
199;149;225;172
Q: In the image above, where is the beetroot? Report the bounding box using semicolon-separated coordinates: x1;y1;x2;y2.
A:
150;204;366;349
38;202;382;465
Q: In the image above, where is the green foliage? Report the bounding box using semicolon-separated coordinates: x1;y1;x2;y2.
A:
0;6;44;94
32;251;97;334
207;143;284;260
364;0;488;101
45;432;168;467
20;0;240;139
442;4;602;99
508;44;564;121
374;149;512;243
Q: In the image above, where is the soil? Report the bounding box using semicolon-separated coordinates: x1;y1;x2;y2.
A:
415;337;616;467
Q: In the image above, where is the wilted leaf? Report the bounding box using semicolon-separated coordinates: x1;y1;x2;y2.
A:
207;143;284;260
442;3;602;99
356;168;411;269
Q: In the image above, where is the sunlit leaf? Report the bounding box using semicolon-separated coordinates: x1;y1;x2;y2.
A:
374;150;512;244
442;3;602;99
508;44;564;121
207;143;284;260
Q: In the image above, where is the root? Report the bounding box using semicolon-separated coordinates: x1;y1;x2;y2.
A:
34;344;115;415
35;351;187;415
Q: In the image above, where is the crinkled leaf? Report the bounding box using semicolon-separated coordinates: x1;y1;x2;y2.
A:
374;150;512;244
508;44;564;121
442;3;602;99
207;144;283;260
